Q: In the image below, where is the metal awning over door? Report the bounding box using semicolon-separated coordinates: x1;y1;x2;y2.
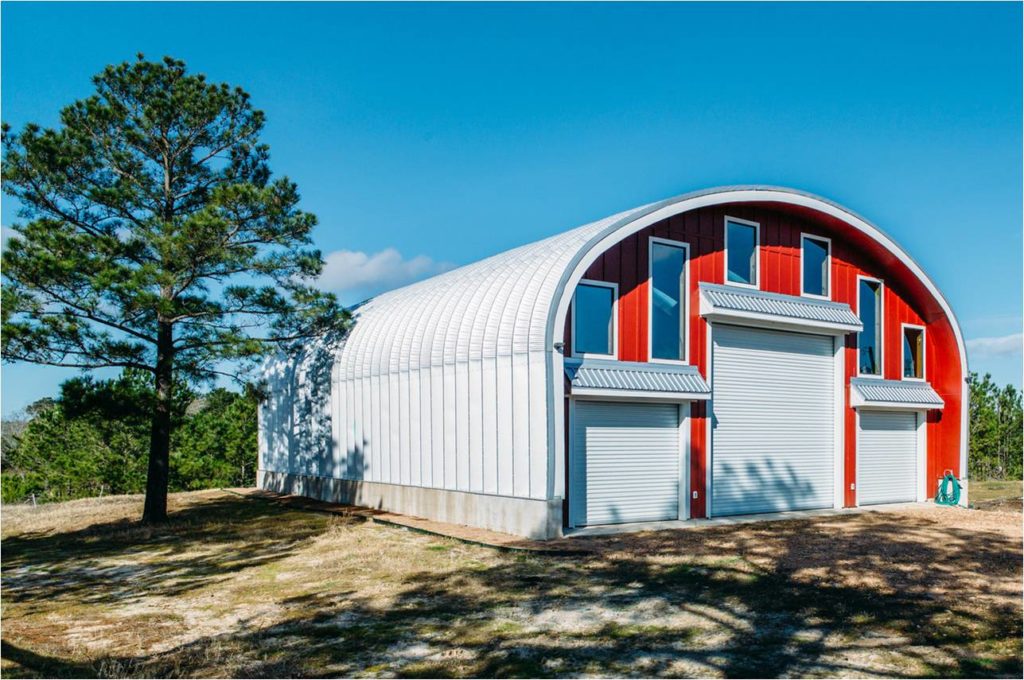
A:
711;324;836;517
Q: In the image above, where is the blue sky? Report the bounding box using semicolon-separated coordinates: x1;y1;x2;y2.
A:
2;1;1021;414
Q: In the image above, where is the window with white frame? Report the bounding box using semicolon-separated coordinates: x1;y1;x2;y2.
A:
903;325;925;380
858;278;883;376
572;280;616;357
801;234;830;297
726;218;758;286
649;238;688;362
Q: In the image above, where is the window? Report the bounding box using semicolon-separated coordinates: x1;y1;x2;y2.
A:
649;238;688;362
903;325;925;380
726;218;759;286
572;280;616;357
858;278;883;376
801;234;831;297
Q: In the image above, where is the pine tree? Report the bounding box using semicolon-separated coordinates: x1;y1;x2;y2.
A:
968;372;1023;481
2;56;347;522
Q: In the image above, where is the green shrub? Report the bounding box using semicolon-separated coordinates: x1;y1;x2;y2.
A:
1;370;257;504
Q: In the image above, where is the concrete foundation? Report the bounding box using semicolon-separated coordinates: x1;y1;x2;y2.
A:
258;470;564;539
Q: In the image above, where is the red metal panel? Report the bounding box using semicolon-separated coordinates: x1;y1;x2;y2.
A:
617;234;638;361
560;201;964;518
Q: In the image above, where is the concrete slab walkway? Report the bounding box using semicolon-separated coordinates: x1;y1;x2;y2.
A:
234;488;952;550
563;502;938;537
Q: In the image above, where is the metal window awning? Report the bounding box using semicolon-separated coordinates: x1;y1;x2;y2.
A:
851;377;945;410
564;358;711;401
699;283;863;336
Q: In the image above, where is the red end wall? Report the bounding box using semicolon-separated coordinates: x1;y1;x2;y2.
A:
563;203;964;518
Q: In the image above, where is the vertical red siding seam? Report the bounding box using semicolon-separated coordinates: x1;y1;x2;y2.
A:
637;233;649;362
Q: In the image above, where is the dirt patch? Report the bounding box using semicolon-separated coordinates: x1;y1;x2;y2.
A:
2;490;1021;678
970;480;1023;513
974;498;1024;513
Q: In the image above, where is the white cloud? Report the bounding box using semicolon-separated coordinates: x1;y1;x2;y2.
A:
319;248;454;302
966;333;1023;359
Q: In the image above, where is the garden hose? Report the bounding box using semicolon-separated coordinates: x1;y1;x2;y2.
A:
935;471;961;506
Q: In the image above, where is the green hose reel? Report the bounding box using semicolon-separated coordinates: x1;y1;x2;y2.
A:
935;470;962;506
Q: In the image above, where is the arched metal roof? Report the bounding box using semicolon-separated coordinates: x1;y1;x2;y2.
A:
337;186;967;385
336;205;648;380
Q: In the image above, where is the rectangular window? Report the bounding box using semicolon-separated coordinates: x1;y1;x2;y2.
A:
801;234;830;297
649;238;688;362
726;218;758;286
572;280;616;357
858;278;883;375
903;325;925;380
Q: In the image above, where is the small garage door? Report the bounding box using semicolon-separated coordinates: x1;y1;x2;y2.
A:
711;325;835;516
857;411;918;505
571;401;680;526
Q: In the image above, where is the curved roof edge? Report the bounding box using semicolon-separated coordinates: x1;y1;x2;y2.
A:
333;185;966;400
544;185;967;380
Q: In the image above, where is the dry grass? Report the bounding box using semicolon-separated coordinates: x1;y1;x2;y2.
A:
971;480;1023;512
1;490;1021;678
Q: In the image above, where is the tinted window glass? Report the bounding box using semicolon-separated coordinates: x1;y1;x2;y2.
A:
574;283;614;355
802;236;829;296
859;280;882;375
651;242;686;361
727;221;757;285
903;327;924;379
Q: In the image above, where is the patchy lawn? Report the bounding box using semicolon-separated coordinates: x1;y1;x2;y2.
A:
1;490;1020;678
971;480;1023;513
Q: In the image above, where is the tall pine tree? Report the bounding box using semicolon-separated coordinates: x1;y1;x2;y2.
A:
2;56;347;522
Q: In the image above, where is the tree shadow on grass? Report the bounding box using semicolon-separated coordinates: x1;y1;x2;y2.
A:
1;492;347;614
3;505;1021;678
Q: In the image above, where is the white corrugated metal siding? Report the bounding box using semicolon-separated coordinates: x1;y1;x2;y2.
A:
257;208;639;499
857;411;918;505
571;401;680;525
711;325;835;516
258;186;966;514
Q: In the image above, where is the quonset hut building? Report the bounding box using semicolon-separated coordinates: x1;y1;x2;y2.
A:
258;186;968;538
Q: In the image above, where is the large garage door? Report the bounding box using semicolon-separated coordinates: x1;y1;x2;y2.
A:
711;325;835;516
857;411;918;505
571;401;680;526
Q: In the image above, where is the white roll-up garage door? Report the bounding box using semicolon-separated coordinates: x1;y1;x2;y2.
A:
711;325;835;516
857;411;918;505
571;401;680;526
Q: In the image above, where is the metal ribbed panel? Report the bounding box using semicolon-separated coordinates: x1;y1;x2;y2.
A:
857;411;918;505
571;401;680;526
322;210;633;501
851;378;944;407
711;325;835;516
259;185;965;516
564;358;711;395
700;282;861;327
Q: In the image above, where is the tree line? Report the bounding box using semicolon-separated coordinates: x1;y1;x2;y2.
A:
1;370;258;504
968;372;1023;481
